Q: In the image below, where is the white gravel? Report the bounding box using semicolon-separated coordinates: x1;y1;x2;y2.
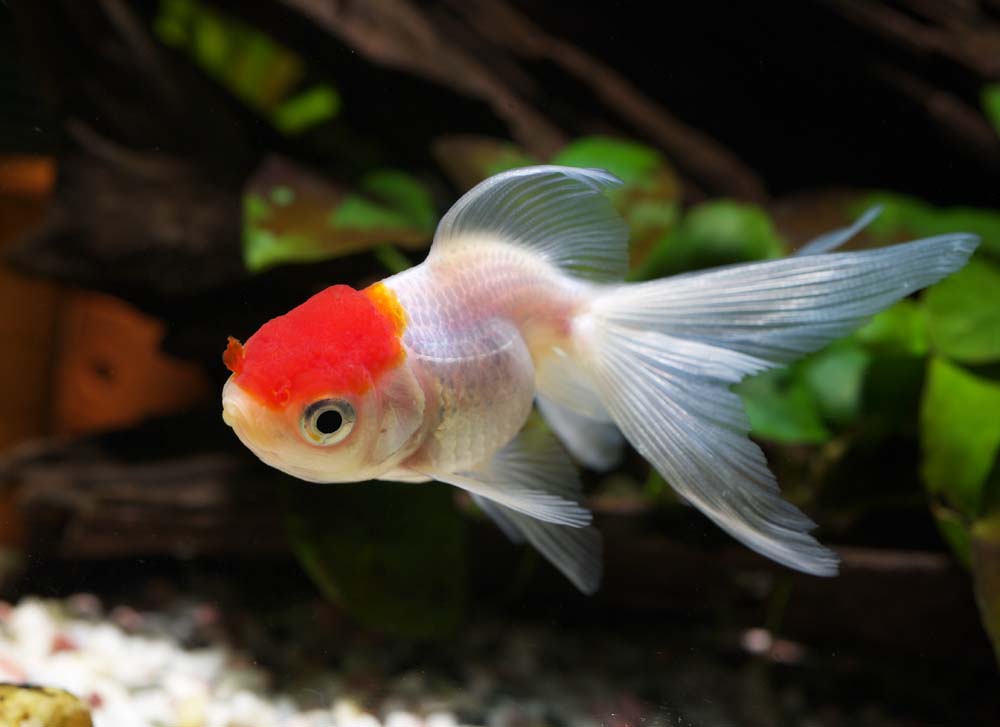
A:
0;596;636;727
0;590;938;727
0;597;457;727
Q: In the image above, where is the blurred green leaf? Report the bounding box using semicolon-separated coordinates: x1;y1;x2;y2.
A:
802;340;871;426
932;504;973;568
856;300;929;357
157;0;305;110
154;0;195;45
331;170;436;233
272;84;342;134
553;137;681;269
284;481;467;639
921;357;1000;518
552;136;663;185
244;192;321;272
737;338;871;444
924;258;1000;365
858;192;1000;259
156;0;349;135
192;6;231;70
625;198;680;246
432;136;539;190
736;367;831;444
244;159;434;272
372;244;414;274
228;31;281;104
971;515;1000;666
634;201;785;280
983;84;1000;139
858;354;926;436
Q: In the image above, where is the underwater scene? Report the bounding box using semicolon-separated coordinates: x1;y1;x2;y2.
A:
1;2;999;726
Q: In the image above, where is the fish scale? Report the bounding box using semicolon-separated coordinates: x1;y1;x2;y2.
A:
386;253;567;473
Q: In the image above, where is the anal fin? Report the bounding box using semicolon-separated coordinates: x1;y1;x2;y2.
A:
537;395;623;471
424;427;601;593
472;494;602;594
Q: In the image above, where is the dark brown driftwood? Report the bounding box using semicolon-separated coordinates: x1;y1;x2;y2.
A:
0;414;288;560
824;0;1000;169
280;0;767;200
827;0;1000;78
5;143;245;301
280;0;570;159
0;426;988;660
12;0;1000;306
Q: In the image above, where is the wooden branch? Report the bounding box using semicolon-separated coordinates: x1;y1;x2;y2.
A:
280;0;569;157
448;0;767;200
279;0;766;200
0;417;287;560
821;0;1000;171
5;143;246;301
828;0;1000;78
873;62;1000;167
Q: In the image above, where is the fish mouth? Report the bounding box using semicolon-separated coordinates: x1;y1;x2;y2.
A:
221;378;246;430
221;403;237;429
222;379;302;471
222;379;274;452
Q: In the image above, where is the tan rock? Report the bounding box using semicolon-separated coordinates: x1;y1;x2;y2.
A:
0;684;92;727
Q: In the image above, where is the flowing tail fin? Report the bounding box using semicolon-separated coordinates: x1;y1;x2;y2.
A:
572;234;978;575
422;164;978;582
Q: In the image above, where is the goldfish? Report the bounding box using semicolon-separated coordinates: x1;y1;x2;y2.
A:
222;166;977;593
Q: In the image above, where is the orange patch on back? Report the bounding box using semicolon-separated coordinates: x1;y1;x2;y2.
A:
364;282;408;336
226;285;405;409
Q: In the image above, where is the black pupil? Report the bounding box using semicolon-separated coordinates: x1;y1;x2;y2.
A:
315;409;343;435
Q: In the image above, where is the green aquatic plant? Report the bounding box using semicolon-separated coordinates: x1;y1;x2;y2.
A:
630;199;784;280
243;162;435;272
155;0;340;134
816;195;1000;662
983;84;1000;140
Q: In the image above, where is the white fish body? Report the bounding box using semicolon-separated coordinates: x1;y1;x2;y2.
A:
223;166;979;594
384;245;591;474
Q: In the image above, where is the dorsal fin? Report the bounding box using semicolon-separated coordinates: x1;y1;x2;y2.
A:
429;165;629;282
794;205;883;256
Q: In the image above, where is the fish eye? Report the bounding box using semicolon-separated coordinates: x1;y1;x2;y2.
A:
301;399;355;446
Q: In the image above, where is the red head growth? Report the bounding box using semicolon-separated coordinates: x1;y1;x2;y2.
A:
226;285;405;409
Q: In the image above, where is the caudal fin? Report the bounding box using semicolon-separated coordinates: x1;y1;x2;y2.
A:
575;233;979;575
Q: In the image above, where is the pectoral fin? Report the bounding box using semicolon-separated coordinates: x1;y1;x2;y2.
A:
425;429;591;528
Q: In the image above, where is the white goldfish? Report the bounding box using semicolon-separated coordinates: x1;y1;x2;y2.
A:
222;166;977;593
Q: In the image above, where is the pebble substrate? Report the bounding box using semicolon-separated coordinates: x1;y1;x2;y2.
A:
0;596;669;727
